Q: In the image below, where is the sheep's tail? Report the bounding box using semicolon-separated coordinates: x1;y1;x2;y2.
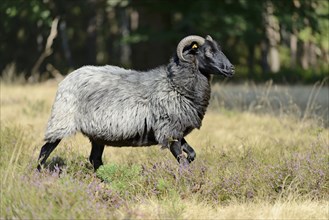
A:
44;90;78;142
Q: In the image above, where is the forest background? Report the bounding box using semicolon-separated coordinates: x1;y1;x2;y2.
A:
1;0;328;83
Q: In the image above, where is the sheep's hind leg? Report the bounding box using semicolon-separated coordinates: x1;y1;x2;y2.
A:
37;140;61;171
89;140;105;171
182;138;196;163
169;139;189;166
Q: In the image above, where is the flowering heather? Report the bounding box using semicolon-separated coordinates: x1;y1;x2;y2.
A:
1;83;328;219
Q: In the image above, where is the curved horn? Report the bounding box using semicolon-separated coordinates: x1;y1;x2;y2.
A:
176;35;205;62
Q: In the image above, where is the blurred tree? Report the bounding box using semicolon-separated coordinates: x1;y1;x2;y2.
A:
0;0;52;77
274;0;329;70
0;0;328;83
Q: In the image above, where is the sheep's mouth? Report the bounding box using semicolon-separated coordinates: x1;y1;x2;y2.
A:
219;68;235;77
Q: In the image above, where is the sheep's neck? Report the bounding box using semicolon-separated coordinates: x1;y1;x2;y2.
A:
166;62;211;120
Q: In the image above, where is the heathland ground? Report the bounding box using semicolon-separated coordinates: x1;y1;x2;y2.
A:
1;81;328;219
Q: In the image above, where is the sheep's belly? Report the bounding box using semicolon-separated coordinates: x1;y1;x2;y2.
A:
104;139;158;147
90;130;158;147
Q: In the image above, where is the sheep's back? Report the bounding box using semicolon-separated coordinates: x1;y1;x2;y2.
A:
67;65;159;143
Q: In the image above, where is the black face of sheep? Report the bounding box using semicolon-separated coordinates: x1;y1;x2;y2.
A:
177;35;235;77
197;39;235;77
37;35;234;171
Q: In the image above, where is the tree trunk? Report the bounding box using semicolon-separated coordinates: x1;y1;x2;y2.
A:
260;40;270;74
309;42;317;69
118;7;131;67
87;6;97;65
268;47;280;73
247;44;255;76
106;8;119;66
59;20;73;68
301;41;310;69
263;1;280;73
131;6;172;70
290;31;297;69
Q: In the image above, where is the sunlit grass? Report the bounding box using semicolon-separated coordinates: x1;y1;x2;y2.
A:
1;82;328;219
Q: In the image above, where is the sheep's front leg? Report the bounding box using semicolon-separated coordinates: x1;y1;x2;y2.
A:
169;139;189;166
182;138;196;163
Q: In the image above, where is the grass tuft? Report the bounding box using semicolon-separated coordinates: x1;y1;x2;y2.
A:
1;82;328;219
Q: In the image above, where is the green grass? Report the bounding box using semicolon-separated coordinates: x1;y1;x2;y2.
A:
1;82;328;219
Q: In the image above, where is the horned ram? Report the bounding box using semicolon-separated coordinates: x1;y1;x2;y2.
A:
37;35;235;171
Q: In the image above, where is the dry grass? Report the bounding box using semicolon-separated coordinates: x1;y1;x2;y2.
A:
124;199;328;219
1;82;328;219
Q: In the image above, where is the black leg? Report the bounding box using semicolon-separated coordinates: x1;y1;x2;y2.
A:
182;138;196;163
89;140;105;171
169;139;188;166
37;140;61;171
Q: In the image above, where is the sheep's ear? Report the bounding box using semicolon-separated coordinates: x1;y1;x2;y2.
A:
205;35;213;41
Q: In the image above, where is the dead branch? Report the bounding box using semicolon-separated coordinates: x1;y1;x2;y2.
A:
30;17;60;82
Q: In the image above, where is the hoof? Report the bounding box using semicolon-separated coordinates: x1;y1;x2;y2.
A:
37;164;42;172
187;153;195;163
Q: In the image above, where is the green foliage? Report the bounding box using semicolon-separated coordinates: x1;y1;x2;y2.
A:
1;0;328;83
96;163;142;195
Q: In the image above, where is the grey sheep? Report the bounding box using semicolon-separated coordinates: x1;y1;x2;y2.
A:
37;35;234;171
